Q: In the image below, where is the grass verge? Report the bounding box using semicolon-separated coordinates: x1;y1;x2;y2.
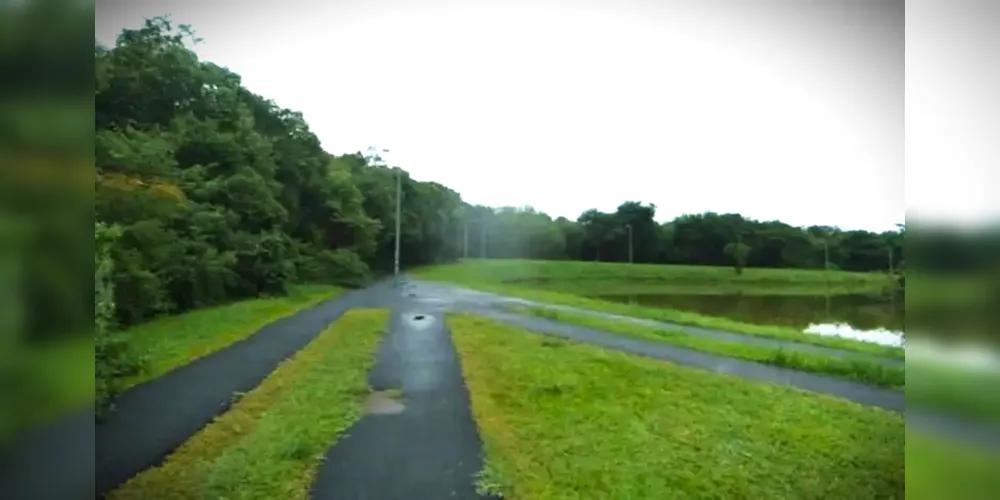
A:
905;360;1000;424
512;306;905;388
1;336;94;442
108;308;389;500
119;284;343;389
906;431;1000;500
410;265;904;359
448;314;904;499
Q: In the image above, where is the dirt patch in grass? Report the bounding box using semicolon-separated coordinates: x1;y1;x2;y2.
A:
448;313;904;499
107;308;389;500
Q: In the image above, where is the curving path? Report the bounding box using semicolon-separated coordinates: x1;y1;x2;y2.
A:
403;280;903;366
2;276;996;500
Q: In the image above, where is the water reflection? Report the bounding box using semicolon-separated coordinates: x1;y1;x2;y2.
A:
589;292;905;344
803;323;903;347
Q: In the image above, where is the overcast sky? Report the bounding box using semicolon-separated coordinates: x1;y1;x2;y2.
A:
97;0;908;232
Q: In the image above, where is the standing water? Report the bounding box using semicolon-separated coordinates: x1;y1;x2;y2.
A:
588;292;905;347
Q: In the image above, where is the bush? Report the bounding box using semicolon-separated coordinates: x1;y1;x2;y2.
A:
296;248;371;288
95;222;146;418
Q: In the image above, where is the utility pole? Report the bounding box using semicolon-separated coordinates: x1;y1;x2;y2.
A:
480;214;487;259
393;167;402;284
823;238;829;270
626;224;633;264
463;219;468;259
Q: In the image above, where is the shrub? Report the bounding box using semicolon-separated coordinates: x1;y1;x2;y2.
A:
95;222;146;418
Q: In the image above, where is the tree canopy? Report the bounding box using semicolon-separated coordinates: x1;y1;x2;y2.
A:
95;18;906;330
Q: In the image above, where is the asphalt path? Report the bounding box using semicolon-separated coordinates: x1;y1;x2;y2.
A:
310;305;490;500
3;276;997;500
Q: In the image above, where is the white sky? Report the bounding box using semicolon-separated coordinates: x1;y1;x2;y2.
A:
96;0;914;232
905;0;1000;229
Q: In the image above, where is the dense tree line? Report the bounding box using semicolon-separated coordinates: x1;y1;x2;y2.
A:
465;203;905;274
96;18;908;333
87;18;916;409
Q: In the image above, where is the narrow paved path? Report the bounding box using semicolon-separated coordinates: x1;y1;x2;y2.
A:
401;278;1000;451
310;303;488;500
403;280;902;366
93;283;391;497
3;276;994;500
466;307;906;412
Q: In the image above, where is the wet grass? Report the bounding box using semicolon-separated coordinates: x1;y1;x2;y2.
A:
448;314;904;499
906;431;1000;500
513;306;905;388
119;284;343;389
412;264;904;359
107;308;389;500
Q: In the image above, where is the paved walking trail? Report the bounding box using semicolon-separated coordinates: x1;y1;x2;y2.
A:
3;276;997;499
310;305;489;500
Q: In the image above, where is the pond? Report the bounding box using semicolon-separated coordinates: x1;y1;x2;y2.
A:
588;292;905;347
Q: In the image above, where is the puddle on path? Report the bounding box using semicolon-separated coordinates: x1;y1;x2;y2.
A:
365;390;405;415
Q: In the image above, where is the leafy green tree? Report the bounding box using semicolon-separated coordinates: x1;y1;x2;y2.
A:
723;242;752;275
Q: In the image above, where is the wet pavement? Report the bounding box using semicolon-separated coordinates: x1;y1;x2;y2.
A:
401;280;903;365
92;283;394;498
4;276;997;499
310;306;488;500
400;279;1000;451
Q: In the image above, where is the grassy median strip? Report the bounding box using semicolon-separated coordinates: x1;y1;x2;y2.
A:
108;308;389;500
512;306;905;388
449;314;904;499
120;284;343;389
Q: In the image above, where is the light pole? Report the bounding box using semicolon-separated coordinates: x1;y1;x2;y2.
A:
463;219;468;259
480;213;487;259
626;224;633;264
393;166;402;284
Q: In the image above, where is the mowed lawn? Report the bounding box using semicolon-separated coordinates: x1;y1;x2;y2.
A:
109;309;389;500
118;284;343;389
511;306;905;388
413;261;903;359
906;431;1000;500
414;259;893;295
448;314;904;499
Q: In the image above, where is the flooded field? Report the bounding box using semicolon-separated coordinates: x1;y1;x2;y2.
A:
589;291;904;346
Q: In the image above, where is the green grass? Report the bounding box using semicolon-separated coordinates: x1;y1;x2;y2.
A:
412;262;904;359
119;284;343;389
906;431;1000;500
512;306;905;388
905;360;1000;424
1;336;94;442
448;314;904;499
108;308;389;500
414;259;894;295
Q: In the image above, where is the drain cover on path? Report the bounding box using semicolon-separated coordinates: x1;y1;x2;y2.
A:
365;390;405;415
